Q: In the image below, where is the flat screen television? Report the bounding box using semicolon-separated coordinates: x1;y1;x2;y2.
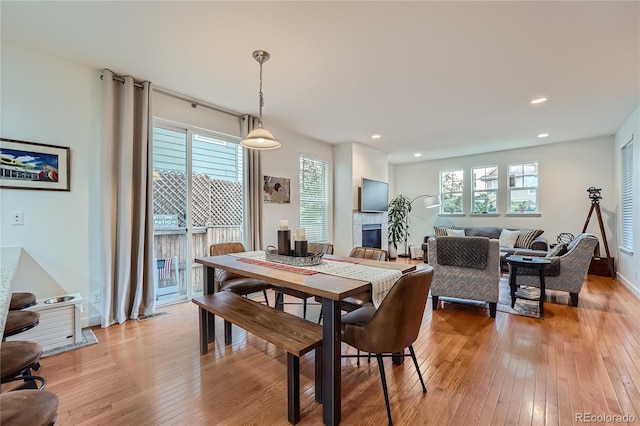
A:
360;178;389;212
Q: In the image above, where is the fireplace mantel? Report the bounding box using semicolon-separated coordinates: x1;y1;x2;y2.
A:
352;211;388;249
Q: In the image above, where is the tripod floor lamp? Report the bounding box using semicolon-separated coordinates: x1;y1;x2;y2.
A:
401;194;441;257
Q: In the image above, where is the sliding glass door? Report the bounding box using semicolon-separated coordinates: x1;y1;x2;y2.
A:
152;122;244;305
152;126;189;303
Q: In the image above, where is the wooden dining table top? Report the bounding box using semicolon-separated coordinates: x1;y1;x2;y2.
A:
195;253;416;301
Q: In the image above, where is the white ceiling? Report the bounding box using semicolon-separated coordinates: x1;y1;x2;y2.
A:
2;1;638;164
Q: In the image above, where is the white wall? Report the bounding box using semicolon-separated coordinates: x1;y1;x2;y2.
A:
0;42;101;324
614;106;639;296
1;43;336;326
333;143;354;256
260;125;334;250
332;142;389;255
392;136;617;255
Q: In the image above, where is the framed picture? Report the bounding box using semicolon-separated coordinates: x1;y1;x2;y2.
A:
263;175;290;203
0;138;70;191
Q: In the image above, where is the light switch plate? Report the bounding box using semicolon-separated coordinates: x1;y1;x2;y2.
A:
11;211;24;226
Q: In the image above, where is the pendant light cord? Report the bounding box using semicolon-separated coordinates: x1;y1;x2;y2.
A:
258;57;264;127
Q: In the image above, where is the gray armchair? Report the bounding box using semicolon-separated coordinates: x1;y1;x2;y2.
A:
508;233;598;306
428;236;500;317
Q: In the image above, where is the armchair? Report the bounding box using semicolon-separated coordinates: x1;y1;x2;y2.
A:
428;236;500;317
508;233;598;306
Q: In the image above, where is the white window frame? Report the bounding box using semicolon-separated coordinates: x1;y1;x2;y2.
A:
471;166;499;214
299;154;329;242
440;169;464;214
620;139;634;252
507;161;539;213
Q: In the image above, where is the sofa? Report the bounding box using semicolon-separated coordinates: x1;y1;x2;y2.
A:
422;226;548;263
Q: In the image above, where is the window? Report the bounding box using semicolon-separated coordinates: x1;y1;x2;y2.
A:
508;161;538;213
621;140;633;251
299;154;329;242
472;166;498;214
440;169;464;214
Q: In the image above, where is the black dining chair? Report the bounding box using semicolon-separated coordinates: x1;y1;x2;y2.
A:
274;242;334;319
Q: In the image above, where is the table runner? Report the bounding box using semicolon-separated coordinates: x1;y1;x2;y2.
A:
237;257;318;275
230;251;401;307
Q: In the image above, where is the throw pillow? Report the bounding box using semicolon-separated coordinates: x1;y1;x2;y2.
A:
546;243;568;258
499;229;521;248
434;225;454;237
446;228;465;237
515;229;544;248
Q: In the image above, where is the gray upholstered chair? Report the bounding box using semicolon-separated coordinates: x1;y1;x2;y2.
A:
508;233;598;307
341;266;434;425
428;236;500;317
209;242;272;305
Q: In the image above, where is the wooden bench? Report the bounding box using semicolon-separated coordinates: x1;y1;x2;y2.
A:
192;292;323;424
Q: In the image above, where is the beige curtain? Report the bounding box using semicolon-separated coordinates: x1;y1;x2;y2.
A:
100;69;155;327
241;115;263;250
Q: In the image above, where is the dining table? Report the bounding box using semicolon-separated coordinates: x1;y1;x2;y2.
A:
195;252;415;426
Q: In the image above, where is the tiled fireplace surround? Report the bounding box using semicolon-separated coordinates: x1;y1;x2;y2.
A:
352;212;387;249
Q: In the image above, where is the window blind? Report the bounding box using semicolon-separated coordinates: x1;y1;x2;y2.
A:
621;139;634;251
299;154;329;242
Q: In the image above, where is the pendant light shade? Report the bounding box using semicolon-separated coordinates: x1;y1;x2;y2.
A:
241;127;281;150
240;50;281;150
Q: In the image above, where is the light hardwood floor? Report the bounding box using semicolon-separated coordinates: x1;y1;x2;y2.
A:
35;271;640;425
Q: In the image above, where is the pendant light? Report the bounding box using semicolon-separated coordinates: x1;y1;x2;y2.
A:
240;50;281;150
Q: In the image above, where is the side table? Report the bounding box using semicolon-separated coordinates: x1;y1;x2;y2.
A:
506;255;551;319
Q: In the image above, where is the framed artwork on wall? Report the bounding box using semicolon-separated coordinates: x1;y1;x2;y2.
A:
263;175;290;203
0;138;71;191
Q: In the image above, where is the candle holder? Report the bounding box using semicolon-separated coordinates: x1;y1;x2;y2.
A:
294;240;308;257
278;230;291;255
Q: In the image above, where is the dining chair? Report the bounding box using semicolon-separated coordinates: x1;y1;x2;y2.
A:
317;246;390;324
1;341;47;391
274;243;334;319
9;292;37;311
209;242;272;305
341;247;389;312
341;265;434;425
0;390;59;426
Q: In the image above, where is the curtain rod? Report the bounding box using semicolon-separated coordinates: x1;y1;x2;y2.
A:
101;72;242;118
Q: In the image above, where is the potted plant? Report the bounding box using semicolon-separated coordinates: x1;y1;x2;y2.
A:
388;194;412;259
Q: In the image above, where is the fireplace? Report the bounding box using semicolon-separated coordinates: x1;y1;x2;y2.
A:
362;224;382;249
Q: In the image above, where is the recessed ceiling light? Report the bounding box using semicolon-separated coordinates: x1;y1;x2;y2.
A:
371;134;381;139
530;97;548;104
414;153;422;157
537;133;550;138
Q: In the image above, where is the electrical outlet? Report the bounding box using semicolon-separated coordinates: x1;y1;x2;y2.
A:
10;211;24;226
91;291;102;304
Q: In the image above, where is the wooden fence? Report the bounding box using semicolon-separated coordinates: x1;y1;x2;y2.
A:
154;225;243;296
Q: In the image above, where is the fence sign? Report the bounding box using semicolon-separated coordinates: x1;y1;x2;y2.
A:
154;214;179;228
